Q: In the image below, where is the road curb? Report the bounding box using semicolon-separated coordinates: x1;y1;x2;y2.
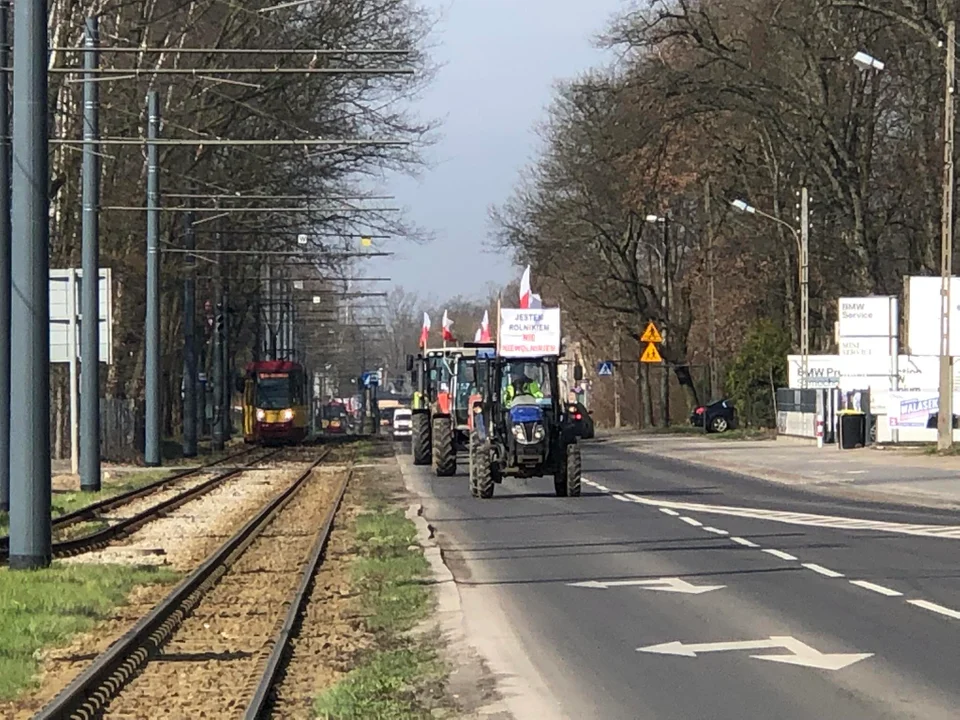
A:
395;452;516;719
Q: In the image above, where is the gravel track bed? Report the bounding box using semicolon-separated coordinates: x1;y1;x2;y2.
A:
0;464;315;719
268;474;374;719
59;466;304;569
101;464;348;718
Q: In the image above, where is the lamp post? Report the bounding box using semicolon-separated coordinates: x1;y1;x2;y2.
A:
731;193;809;388
646;213;672;426
854;36;954;450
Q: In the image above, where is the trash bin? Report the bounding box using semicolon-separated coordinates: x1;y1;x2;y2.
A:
837;410;866;450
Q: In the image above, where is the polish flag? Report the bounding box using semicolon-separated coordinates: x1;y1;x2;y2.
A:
419;312;431;347
474;327;482;342
519;265;532;308
480;310;491;342
442;310;455;342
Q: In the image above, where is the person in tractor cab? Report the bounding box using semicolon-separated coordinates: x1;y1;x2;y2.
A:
504;365;543;405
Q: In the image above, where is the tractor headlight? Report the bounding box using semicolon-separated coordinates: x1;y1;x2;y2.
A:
282;408;295;422
533;424;545;441
256;408;266;421
512;424;524;439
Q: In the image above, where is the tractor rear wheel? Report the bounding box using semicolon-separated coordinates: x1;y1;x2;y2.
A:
433;416;457;477
411;412;431;465
474;441;494;499
468;431;480;497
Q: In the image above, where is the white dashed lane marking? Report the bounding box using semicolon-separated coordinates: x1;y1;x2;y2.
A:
763;549;798;561
850;580;903;597
579;478;960;541
581;477;960;622
802;563;844;578
907;599;960;620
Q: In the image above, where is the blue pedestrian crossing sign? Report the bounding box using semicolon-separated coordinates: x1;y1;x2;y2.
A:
596;361;614;377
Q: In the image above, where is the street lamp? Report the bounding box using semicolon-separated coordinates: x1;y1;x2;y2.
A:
731;192;810;389
852;51;885;71
854;37;955;450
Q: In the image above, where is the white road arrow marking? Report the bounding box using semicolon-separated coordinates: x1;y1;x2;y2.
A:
568;577;725;594
637;635;872;670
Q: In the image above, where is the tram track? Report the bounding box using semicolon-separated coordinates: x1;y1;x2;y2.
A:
0;444;283;565
33;444;351;719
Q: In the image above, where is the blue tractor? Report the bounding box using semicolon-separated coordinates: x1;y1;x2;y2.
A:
468;356;583;499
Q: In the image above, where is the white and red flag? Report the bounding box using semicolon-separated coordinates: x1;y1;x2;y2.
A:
442;309;455;342
474;327;482;342
519;265;532;308
480;309;491;342
419;312;431;347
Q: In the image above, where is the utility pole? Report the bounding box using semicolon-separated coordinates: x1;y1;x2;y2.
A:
704;179;718;399
9;0;51;568
614;321;622;428
938;19;956;451
800;187;810;390
182;212;198;457
0;0;11;512
144;90;161;466
80;16;101;492
661;214;671;427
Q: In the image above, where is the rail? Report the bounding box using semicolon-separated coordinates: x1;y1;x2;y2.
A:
0;445;283;564
34;447;334;720
243;466;351;718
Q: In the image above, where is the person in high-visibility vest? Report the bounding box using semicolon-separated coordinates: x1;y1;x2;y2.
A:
503;366;543;404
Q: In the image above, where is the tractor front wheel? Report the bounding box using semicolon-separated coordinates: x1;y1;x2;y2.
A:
554;442;582;497
411;412;431;465
433;416;457;477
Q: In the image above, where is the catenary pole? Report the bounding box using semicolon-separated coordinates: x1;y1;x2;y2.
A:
144;90;161;466
80;16;101;491
182;212;198;457
0;0;11;512
9;0;52;569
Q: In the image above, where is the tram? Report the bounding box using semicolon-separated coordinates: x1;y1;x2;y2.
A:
239;360;310;444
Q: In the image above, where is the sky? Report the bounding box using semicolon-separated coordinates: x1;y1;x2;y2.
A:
366;0;624;302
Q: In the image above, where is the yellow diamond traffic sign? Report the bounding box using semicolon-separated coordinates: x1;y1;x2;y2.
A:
641;321;663;344
640;342;663;363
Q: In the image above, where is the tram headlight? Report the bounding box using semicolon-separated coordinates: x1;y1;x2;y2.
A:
256;408;266;421
282;408;295;422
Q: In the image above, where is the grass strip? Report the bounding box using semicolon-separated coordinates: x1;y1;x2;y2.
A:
0;562;178;700
314;489;444;720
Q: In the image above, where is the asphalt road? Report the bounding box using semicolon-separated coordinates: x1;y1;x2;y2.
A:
406;437;960;720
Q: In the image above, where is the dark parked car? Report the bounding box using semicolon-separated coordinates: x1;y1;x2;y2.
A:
566;402;595;439
690;399;737;433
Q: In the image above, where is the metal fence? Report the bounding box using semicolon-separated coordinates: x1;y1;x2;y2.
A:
100;398;145;462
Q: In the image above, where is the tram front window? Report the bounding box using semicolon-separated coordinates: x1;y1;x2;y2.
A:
256;374;293;409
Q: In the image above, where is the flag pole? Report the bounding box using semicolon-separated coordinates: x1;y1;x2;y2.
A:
496;295;502;352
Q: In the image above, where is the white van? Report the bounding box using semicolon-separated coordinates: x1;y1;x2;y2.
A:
392;408;412;440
